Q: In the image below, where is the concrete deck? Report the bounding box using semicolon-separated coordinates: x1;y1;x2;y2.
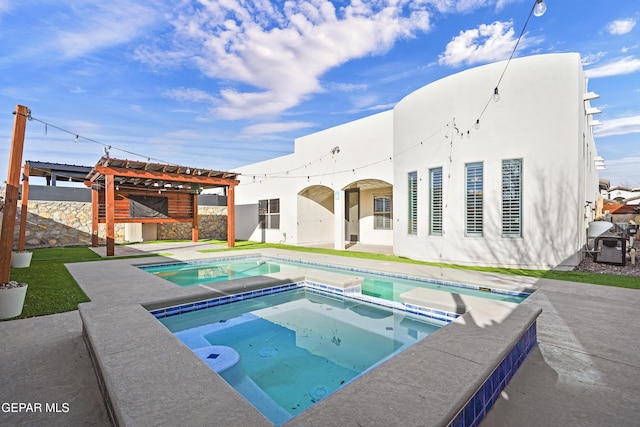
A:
1;242;639;426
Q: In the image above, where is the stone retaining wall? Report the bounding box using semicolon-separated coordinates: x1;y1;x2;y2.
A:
0;201;228;249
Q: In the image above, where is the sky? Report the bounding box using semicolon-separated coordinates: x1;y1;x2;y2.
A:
1;0;639;188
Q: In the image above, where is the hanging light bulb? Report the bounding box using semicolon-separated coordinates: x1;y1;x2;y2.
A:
493;87;500;102
475;119;480;130
533;0;546;17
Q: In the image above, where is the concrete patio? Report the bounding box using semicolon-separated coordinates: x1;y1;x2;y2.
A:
1;243;638;426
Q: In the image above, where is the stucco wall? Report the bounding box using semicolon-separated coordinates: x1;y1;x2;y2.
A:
393;53;599;269
235;111;394;247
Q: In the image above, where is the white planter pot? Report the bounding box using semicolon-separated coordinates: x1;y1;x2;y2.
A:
10;251;32;268
0;284;28;319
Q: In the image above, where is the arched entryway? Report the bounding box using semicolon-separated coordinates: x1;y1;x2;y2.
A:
297;185;334;245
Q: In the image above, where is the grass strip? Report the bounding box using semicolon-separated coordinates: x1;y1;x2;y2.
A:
5;246;157;320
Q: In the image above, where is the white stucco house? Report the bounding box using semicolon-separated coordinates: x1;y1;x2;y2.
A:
233;53;602;270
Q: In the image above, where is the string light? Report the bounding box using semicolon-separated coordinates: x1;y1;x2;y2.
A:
13;110;177;166
533;0;547;17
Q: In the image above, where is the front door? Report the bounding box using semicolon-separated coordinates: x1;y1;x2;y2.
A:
345;189;360;242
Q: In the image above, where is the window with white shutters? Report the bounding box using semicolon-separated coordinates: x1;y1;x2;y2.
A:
502;159;522;237
465;163;483;236
429;167;443;236
408;172;418;235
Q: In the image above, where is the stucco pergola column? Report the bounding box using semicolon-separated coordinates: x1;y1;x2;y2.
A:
334;190;345;250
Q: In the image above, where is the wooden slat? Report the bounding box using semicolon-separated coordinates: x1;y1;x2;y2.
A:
95;165;239;186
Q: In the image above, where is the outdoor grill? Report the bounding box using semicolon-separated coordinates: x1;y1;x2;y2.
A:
594;232;626;266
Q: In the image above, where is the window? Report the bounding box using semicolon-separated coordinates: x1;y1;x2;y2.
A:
258;199;280;229
429;167;443;235
502;159;522;237
465;162;483;236
408;171;418;235
373;195;392;230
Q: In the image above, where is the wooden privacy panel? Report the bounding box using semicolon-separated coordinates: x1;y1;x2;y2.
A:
97;190;194;223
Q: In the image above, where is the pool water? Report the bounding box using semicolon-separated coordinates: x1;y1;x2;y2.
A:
140;256;527;303
160;289;441;425
142;260;282;286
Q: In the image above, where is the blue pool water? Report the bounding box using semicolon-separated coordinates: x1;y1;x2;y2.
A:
140;260;282;286
139;256;528;303
159;288;442;426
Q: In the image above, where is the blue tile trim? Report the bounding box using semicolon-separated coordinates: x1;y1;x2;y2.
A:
137;254;531;299
149;282;303;319
447;322;538;427
137;254;261;270
149;280;451;325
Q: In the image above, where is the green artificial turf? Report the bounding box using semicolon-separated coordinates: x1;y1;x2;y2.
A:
5;246;157;320
6;247;99;319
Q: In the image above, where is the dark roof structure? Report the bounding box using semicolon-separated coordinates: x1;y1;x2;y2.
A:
25;160;93;185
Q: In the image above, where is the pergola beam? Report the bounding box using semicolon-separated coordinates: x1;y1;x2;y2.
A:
94;165;239;187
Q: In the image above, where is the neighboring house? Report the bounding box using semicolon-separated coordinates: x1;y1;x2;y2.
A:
234;53;602;270
603;186;640;205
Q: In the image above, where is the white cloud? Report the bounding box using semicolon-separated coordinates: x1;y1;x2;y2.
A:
53;2;159;58
607;18;636;35
328;82;369;92
346;102;397;114
164;129;203;139
165;88;217;104
585;56;640;78
137;1;432;120
438;21;528;67
594;115;640;138
241;121;314;136
455;0;490;12
581;52;606;67
600;156;640;188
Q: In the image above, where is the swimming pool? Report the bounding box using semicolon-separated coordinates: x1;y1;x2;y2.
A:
157;287;442;426
139;255;529;304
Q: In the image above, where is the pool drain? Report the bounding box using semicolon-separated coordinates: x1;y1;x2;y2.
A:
310;385;331;401
258;347;277;358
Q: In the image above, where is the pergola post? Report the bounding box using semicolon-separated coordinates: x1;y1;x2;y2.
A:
0;105;28;284
227;184;235;248
191;193;199;242
91;187;99;247
105;174;115;256
17;163;30;252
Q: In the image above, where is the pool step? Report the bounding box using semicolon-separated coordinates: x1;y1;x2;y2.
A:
399;288;519;326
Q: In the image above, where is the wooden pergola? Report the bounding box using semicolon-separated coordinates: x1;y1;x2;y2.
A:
84;156;240;256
